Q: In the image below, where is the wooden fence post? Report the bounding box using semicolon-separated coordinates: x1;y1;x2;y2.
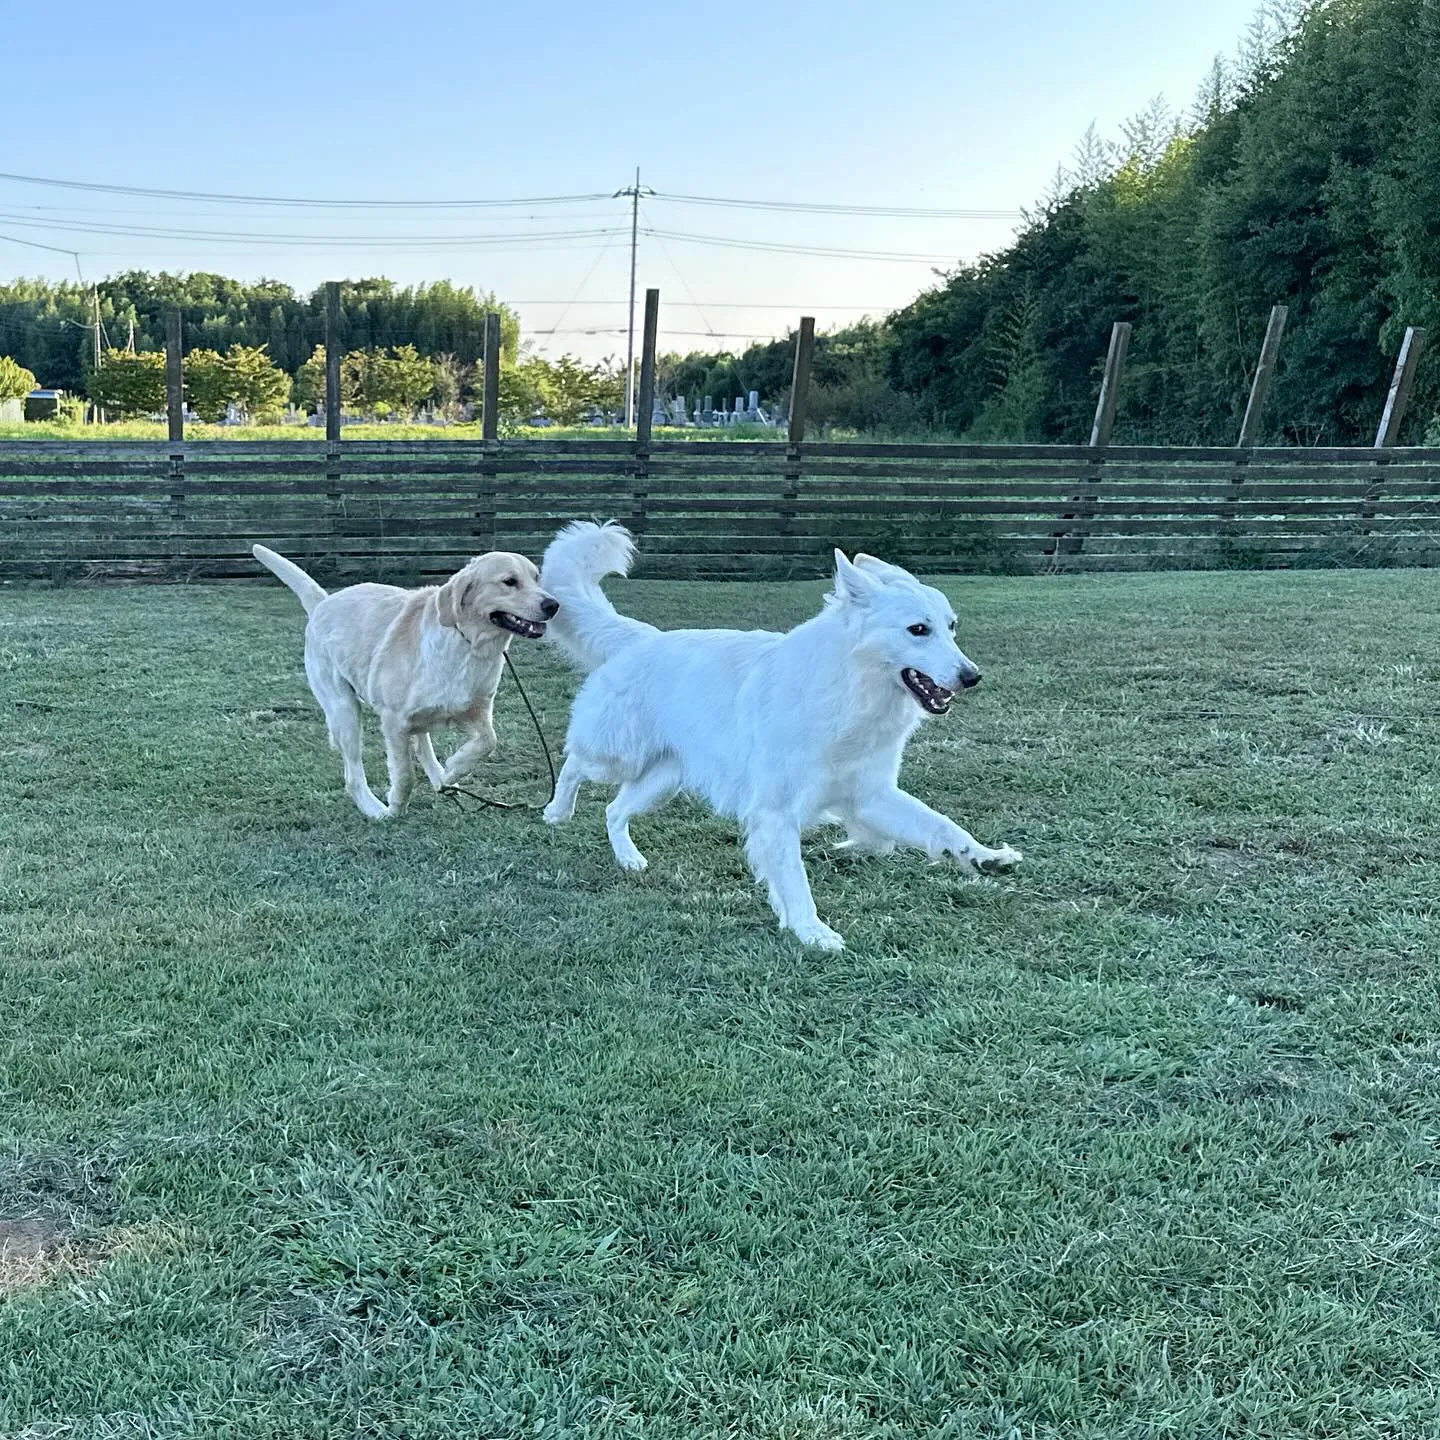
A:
1051;321;1130;567
1362;325;1428;547
165;309;185;529
481;312;501;443
633;289;660;535
1088;321;1131;449
1375;327;1427;448
782;317;816;554
1222;305;1290;554
324;282;343;571
788;316;816;447
1237;305;1288;448
324;282;342;446
478;311;501;552
165;309;184;444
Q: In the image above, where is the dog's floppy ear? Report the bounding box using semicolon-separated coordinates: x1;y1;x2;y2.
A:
832;549;879;605
435;573;470;630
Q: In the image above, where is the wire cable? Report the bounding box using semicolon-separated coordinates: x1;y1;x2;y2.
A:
650;190;1021;219
642;228;963;264
0;171;612;210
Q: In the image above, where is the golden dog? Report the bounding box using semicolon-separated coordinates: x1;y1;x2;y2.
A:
252;545;557;818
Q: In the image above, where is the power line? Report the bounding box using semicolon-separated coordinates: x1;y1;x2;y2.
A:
643;229;962;264
0;171;613;210
532;327;792;339
0;213;630;248
650;190;1021;219
0;170;1024;221
0;230;85;284
511;300;891;309
0;229;83;256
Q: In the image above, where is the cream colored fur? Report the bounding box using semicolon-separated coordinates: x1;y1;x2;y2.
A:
252;545;557;818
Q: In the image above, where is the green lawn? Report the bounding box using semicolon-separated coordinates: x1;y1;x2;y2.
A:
0;421;784;443
2;568;1439;1438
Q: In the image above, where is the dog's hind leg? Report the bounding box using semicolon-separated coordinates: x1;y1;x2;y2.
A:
604;758;681;871
306;654;387;820
743;817;844;951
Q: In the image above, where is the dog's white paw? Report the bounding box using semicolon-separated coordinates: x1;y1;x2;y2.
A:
975;844;1023;873
614;847;649;872
542;802;571;826
792;919;846;952
353;791;390;820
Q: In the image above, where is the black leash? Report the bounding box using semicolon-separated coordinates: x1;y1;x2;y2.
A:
438;650;558;813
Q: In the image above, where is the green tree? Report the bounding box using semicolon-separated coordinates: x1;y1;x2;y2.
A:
182;344;290;422
86;350;165;418
183;349;231;423
429;353;473;419
541;354;626;423
341;345;435;417
224;344;290;419
380;344;436;415
497;358;553;429
0;355;36;402
292;344;356;411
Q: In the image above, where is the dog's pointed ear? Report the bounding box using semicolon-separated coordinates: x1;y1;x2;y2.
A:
852;552;907;583
833;549;879;605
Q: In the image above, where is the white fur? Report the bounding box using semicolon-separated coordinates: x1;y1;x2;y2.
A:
539;521;1022;950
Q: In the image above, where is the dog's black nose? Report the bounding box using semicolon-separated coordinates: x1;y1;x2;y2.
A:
540;597;560;619
960;671;981;689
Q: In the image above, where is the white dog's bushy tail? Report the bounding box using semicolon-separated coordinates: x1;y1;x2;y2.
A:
540;521;657;671
252;544;328;615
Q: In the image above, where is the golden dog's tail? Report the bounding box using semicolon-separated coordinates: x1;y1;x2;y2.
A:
252;544;328;615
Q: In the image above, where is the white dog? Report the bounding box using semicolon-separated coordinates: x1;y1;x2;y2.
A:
538;521;1022;950
252;545;557;818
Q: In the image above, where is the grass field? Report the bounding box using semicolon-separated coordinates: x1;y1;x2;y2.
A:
0;421;785;443
2;567;1440;1438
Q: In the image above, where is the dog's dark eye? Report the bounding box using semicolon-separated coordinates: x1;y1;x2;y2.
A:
504;577;519;588
908;623;930;637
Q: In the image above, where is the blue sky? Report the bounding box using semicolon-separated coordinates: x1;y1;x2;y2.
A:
3;0;1263;361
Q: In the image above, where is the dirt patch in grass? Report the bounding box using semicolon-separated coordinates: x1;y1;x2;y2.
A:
0;1216;90;1295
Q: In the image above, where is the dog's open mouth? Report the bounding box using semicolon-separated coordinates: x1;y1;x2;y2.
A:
490;611;547;639
901;668;955;715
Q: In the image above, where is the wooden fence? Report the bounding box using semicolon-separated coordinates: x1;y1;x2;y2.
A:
3;292;1439;583
4;437;1440;582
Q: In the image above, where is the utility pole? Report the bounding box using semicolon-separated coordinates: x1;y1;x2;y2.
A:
614;167;653;427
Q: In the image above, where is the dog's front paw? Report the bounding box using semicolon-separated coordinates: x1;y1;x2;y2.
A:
975;843;1023;873
791;919;846;952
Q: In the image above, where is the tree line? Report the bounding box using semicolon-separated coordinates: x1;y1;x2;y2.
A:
0;275;521;400
81;342;625;427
